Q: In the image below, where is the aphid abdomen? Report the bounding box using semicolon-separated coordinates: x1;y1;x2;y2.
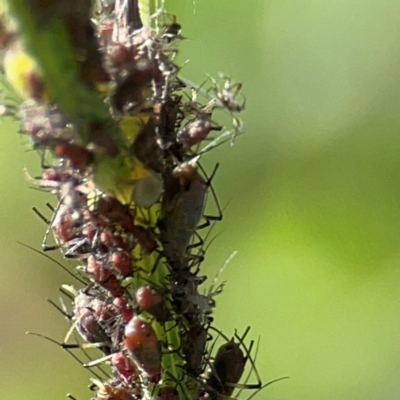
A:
160;168;207;265
207;341;246;397
124;316;162;378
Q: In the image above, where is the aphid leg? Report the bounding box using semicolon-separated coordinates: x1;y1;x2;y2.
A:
196;163;223;230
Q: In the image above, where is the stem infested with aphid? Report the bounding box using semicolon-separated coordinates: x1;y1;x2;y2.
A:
0;1;281;399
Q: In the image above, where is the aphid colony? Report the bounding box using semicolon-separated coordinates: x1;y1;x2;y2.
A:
0;1;264;400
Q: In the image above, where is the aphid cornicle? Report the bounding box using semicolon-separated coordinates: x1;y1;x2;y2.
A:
124;316;161;378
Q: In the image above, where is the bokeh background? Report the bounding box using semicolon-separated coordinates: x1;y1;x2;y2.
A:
2;0;400;399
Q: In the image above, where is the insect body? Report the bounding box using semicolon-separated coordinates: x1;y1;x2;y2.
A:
160;163;209;267
124;316;161;378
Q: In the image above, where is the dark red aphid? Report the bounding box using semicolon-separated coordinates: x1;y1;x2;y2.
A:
111;352;137;384
135;285;170;323
86;255;124;297
124;316;161;378
113;297;134;323
110;250;132;277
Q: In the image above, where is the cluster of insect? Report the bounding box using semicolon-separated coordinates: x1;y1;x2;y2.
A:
0;1;283;399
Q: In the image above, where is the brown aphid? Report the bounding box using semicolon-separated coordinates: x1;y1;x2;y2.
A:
124;316;161;378
206;341;246;397
160;163;209;266
182;324;208;376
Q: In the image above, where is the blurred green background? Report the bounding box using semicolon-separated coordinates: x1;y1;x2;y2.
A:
2;0;400;399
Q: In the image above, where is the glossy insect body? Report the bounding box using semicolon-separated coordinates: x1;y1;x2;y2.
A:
86;254;124;297
206;341;246;397
135;285;170;323
160;164;208;266
124;316;161;377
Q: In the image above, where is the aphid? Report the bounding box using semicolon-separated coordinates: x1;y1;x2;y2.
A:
135;285;170;323
176;118;221;149
111;352;137;384
86;254;124;297
160;162;221;267
205;328;263;399
73;292;113;355
74;307;112;355
110;250;132;278
113;297;134;323
124;316;161;378
206;340;246;397
209;75;245;113
182;324;208;376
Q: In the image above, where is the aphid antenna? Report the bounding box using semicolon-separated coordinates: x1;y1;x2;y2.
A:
16;241;88;285
206;251;237;299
